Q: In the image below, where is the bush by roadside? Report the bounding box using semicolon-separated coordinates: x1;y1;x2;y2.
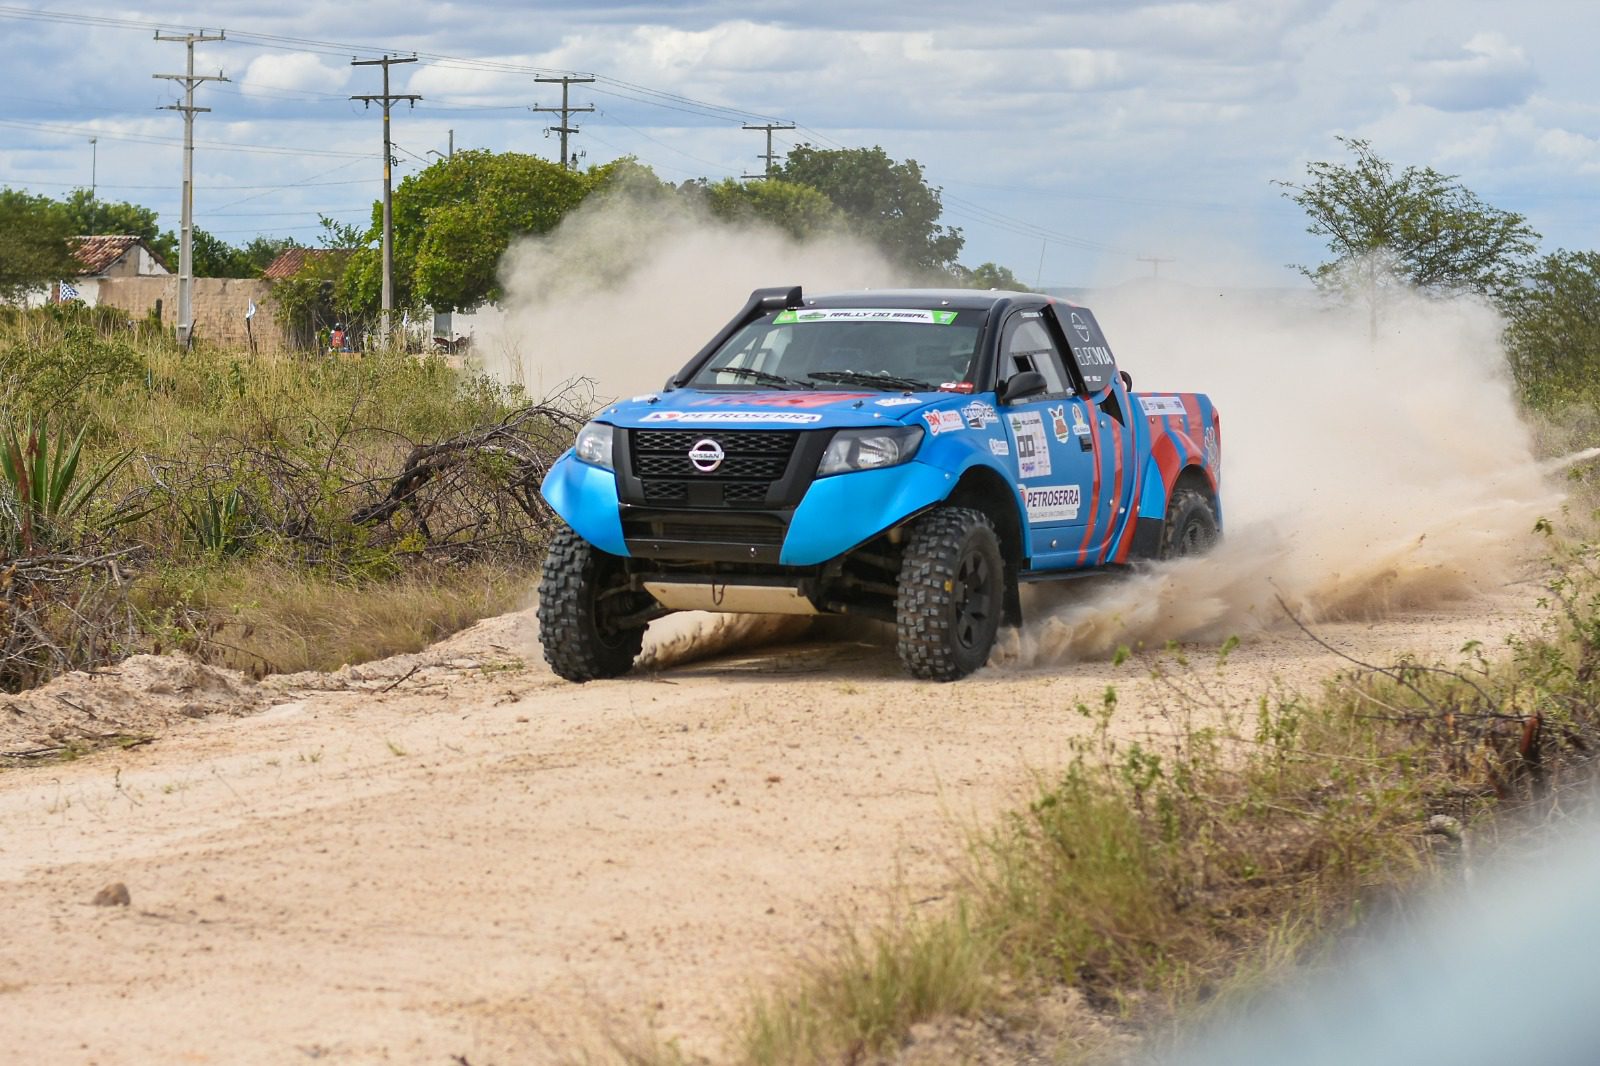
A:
0;305;577;692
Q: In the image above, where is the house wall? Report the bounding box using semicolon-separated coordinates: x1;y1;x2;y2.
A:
95;277;289;351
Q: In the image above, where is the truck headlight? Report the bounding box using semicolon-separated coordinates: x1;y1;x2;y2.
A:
816;426;924;477
574;421;615;470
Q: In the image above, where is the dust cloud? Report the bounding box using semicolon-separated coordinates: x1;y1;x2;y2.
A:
474;188;904;401
483;197;1582;670
997;280;1591;667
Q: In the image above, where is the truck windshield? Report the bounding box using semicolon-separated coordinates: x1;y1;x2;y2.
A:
690;308;983;391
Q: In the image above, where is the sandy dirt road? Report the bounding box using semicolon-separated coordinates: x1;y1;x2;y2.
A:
0;585;1544;1065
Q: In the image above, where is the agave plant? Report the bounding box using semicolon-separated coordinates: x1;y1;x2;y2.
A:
0;414;136;553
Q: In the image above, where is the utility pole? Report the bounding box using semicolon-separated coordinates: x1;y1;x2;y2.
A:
88;137;97;202
740;122;795;179
530;75;594;169
154;29;227;347
1137;255;1174;279
351;54;420;345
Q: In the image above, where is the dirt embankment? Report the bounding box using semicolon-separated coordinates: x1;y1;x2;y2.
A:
0;580;1545;1064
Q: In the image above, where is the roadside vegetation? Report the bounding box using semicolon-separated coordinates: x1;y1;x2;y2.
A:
0;302;577;691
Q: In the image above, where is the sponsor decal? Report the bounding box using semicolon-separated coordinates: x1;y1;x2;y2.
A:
939;381;975;393
773;308;959;325
1204;425;1219;472
1072;405;1090;436
640;411;823;424
690;391;868;408
629;393;658;403
962;400;997;429
1074;345;1115;367
1068;311;1093;342
688;438;725;473
989;438;1010;457
1006;411;1052;478
1024;483;1083;522
875;395;923;407
922;409;965;435
1048;404;1070;443
1139;395;1188;417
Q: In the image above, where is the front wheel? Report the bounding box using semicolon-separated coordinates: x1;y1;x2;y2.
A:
537;525;647;682
895;507;1005;681
1159;488;1219;559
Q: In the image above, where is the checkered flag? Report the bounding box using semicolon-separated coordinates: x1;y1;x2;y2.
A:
57;280;79;302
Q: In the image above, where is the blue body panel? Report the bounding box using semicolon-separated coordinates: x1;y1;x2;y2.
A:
541;453;628;556
541;380;1220;571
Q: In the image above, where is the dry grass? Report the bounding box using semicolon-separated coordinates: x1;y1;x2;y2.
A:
139;559;531;676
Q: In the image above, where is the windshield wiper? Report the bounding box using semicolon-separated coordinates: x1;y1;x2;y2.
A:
808;369;935;392
707;365;811;389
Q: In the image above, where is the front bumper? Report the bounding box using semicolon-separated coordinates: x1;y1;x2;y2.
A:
541;454;956;567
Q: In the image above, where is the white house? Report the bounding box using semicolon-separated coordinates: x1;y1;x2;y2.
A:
24;235;171;308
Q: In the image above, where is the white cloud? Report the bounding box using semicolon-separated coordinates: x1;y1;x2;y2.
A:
240;52;352;99
1403;32;1537;112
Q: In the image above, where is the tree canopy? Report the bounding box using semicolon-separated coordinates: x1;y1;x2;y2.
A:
54;188;176;263
0;189;80;302
774;145;964;276
1278;137;1539;301
682;177;844;240
340;150;624;314
1501;250;1600;407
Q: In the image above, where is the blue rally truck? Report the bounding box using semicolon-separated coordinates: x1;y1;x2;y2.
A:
538;286;1221;681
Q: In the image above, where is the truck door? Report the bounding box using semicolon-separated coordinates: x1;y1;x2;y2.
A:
996;310;1098;568
1049;304;1138;563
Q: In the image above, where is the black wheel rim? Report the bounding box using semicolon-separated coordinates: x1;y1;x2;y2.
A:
953;545;995;650
1178;519;1211;556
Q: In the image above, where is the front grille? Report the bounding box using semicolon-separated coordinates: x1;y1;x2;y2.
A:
623;515;786;546
630;429;798;481
627;428;801;511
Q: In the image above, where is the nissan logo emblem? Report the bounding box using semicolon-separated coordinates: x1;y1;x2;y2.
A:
1069;311;1092;342
688;438;725;472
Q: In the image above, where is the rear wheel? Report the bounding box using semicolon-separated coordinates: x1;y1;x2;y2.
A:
538;525;646;682
895;507;1005;681
1159;488;1219;559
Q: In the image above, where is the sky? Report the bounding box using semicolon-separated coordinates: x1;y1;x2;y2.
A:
1;0;1596;289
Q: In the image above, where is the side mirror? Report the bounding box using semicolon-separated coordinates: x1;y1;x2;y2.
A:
998;370;1047;405
1120;369;1133;391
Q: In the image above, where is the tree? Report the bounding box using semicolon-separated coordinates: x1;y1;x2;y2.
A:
954;261;1029;291
0;189;80;303
339;150;618;315
682;177;843;239
1278;137;1539;302
1502;250;1600;408
774;146;963;276
54;188;176;263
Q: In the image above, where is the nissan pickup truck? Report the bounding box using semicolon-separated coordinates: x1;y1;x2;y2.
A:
537;286;1221;681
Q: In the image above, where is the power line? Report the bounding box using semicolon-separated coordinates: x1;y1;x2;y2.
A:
351;53;420;342
154;27;227;348
531;75;594;170
741;122;794;179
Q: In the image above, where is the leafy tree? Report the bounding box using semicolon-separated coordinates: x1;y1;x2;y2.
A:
1278;137;1539;302
340;150;619;315
191;228;247;278
1502;250;1600;408
682;177;843;239
774;145;963;275
55;188;176;263
955;261;1029;291
238;235;301;275
0;189;80;302
274;251;354;349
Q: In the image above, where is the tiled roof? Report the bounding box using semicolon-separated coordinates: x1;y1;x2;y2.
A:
71;235;167;275
261;247;344;280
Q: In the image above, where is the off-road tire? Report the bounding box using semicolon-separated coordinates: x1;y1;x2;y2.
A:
895;507;1005;681
538;525;645;682
1159;488;1219;560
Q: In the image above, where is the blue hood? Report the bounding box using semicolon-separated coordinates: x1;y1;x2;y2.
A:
596;388;949;430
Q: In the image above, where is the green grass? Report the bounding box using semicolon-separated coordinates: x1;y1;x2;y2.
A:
727;529;1600;1066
